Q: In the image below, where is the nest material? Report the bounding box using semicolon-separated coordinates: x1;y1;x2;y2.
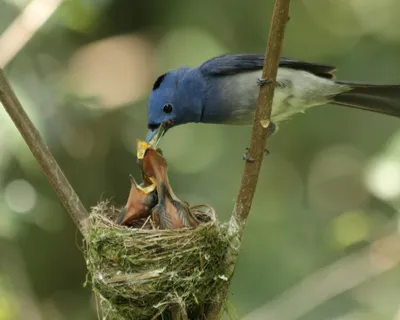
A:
83;201;231;320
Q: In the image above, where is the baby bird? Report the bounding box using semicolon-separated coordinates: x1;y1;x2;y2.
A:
151;181;199;229
116;176;158;226
144;148;199;229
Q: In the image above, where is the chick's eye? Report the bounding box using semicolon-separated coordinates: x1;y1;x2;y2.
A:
162;104;173;114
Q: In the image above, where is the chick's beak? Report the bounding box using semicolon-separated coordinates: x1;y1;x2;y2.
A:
116;180;157;225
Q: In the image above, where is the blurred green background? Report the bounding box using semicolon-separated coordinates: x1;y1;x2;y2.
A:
1;0;400;319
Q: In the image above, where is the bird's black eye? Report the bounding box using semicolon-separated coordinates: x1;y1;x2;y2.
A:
162;104;173;114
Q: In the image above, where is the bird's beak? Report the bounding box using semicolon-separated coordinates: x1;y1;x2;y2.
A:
129;175;156;194
145;123;168;146
145;129;157;143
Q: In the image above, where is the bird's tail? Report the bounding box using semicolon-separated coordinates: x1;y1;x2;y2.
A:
332;81;400;118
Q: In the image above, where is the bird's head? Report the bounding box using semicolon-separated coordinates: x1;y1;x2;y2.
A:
116;177;157;225
146;67;204;143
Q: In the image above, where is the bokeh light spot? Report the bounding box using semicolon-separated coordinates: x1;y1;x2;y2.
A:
67;35;156;108
58;0;99;33
4;179;37;213
365;157;400;201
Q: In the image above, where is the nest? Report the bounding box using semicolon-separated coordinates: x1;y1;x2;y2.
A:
82;201;231;320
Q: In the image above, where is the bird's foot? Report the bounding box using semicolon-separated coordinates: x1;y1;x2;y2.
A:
243;148;255;162
257;78;273;87
242;148;270;162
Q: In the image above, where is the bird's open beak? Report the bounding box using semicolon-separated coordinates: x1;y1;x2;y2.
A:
145;123;167;147
130;175;156;194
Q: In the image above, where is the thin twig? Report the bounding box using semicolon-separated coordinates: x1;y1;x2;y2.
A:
206;1;291;318
243;233;400;320
0;69;88;233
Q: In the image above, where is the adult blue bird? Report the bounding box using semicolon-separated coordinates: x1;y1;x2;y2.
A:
145;53;400;149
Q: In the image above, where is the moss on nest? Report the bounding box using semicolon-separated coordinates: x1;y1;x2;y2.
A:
82;201;231;320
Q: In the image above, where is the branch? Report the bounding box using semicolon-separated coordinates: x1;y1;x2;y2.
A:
235;0;290;229
206;0;291;318
0;69;88;234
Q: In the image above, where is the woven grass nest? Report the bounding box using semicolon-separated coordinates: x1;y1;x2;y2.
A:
83;200;231;320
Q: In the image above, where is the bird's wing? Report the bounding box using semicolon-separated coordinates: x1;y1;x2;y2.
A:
199;54;337;79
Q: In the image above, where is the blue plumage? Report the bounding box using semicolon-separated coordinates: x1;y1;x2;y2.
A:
146;53;400;142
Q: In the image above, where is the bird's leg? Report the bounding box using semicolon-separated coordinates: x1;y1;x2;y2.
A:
243;148;255;162
242;148;270;162
242;121;275;161
257;78;273;87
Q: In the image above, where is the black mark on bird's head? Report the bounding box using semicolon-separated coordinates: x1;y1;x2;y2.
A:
152;73;167;90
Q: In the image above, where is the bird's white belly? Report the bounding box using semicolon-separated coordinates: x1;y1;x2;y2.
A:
220;68;346;125
271;86;309;122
